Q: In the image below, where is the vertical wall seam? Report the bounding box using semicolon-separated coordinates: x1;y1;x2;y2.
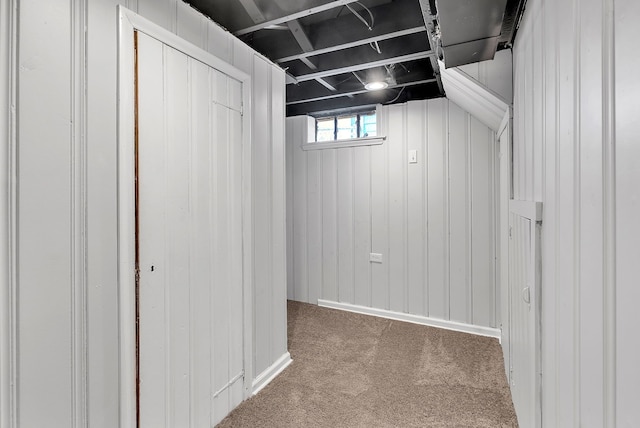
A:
304;130;309;302
424;101;429;316
267;66;274;361
351;147;355;304
467;113;473;324
553;9;562;423
403;104;408;314
186;58;194;427
70;0;88;425
385;108;390;310
368;144;373;308
1;0;18;426
334;148;339;302
602;0;616;424
444;100;451;320
572;0;582;424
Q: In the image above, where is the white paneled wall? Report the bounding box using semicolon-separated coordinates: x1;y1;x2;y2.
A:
287;99;498;330
513;0;640;425
2;1;287;426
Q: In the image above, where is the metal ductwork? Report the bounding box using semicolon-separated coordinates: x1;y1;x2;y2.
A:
435;0;509;68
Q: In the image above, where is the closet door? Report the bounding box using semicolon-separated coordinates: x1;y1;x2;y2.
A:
136;30;245;427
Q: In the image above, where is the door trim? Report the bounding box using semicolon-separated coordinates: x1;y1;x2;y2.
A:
117;7;253;426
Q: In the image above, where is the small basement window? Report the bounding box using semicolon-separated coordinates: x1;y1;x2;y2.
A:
315;111;377;141
302;110;385;151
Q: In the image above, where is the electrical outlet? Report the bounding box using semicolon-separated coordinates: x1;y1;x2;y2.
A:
369;253;383;263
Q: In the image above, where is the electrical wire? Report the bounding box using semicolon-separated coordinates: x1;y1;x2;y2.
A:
384;86;406;105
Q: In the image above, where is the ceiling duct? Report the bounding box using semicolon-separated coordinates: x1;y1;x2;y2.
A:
435;0;508;68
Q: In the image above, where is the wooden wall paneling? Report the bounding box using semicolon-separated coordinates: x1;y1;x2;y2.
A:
387;105;407;313
292;119;309;302
577;0;605;421
353;146;372;307
286;99;499;329
189;58;212;427
321;149;339;302
337;148;355;303
615;0;640;423
136;32;168;427
471;117;494;327
540;3;559;423
370;122;389;310
211;99;231;422
176;1;206;49
206;23;232;64
228;107;245;408
447;102;470;324
426;98;448;319
286;120;295;300
165;43;192;427
406;101;426;315
18;0;73;425
251;56;272;377
270;69;287;361
307;150;323;305
137;0;176;32
87;1;121;425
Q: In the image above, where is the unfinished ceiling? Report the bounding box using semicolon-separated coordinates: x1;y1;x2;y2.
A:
184;0;526;116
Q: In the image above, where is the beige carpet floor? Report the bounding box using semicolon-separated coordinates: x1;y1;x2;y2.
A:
217;301;518;427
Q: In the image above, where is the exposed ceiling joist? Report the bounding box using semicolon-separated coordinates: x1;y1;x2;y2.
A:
287;18;338;91
237;0;265;23
286;78;437;105
274;26;427;64
294;51;435;83
234;0;359;36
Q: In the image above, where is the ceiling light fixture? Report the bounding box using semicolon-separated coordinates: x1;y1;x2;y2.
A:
365;81;389;91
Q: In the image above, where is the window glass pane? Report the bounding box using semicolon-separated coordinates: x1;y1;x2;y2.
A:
360;112;377;137
316;118;335;142
336;115;357;140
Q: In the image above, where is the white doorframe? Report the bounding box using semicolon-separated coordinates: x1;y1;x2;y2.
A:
117;7;253;426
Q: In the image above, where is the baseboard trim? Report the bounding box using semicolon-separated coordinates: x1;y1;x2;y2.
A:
252;352;292;396
317;300;502;341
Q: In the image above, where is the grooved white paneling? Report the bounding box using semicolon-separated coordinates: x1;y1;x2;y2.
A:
9;2;288;426
1;1;17;427
512;0;640;424
287;99;498;329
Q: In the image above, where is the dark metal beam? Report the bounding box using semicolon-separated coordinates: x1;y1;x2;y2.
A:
286;79;437;105
274;26;427;64
294;51;435;82
234;0;359;36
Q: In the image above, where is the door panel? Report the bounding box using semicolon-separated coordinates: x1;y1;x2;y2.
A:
136;31;244;428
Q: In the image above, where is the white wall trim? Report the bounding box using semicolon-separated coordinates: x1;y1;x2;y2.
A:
1;0;18;426
117;7;253;425
301;136;386;151
251;352;292;396
318;300;502;340
439;60;509;132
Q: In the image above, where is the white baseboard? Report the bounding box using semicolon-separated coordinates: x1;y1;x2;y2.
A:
317;299;502;341
251;352;292;396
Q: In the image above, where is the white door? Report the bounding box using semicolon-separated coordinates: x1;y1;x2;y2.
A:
136;30;245;427
508;210;542;428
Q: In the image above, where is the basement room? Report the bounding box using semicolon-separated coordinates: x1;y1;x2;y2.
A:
1;0;638;427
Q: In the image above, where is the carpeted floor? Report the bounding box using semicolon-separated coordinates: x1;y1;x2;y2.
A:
217;301;518;427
